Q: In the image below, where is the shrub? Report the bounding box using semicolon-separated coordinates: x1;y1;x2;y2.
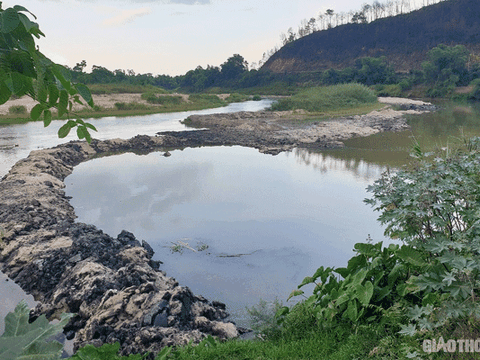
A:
189;94;226;106
8;105;27;114
114;102;149;111
375;84;402;97
270;83;377;112
141;92;183;105
365;139;480;334
252;95;262;101
225;92;248;103
468;78;480;101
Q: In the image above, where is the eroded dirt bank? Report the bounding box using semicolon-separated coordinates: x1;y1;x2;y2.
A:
0;97;434;356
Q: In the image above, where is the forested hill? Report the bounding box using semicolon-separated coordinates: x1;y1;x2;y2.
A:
262;0;480;74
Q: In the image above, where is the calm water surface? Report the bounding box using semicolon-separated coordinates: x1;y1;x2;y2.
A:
0;99;274;177
64;103;480;326
4;101;480;328
66;146;388;326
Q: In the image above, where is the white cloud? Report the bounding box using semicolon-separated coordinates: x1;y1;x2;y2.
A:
102;7;151;27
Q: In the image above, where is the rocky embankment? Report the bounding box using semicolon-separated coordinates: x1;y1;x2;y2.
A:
0;137;240;357
167;97;435;154
0;97;434;356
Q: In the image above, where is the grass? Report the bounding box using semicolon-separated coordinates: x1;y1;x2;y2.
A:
270;83;378;112
167;301;399;360
87;83;168;95
8;105;27;114
0;93;231;124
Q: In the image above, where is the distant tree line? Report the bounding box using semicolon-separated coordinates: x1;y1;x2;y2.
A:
69;44;480;99
258;0;450;67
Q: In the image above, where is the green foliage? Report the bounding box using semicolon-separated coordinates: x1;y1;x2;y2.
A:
468;78;480;101
355;56;397;86
270;83;377;112
375;84;402;97
70;343;147;360
225;93;248;103
8;105;26;114
114;102;149;111
366;139;480;333
188;94;225;106
246;299;284;335
0;300;73;360
141;92;182;105
0;4;96;141
282;240;423;328
422;44;470;97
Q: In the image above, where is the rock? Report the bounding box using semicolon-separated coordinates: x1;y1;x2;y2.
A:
0;138;238;358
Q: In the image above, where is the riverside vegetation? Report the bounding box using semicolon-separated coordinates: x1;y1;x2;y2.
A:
3;2;480;360
4;139;480;359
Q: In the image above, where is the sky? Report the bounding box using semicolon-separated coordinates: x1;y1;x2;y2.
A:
8;0;379;76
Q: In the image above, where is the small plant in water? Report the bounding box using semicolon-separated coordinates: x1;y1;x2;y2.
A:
169;243;183;254
196;242;209;252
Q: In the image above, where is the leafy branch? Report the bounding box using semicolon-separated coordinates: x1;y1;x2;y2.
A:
0;3;96;142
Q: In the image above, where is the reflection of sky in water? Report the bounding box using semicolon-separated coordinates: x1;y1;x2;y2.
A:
66;146;388;326
0;99;274;177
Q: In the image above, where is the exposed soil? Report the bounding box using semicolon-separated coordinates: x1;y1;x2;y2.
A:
167;97;436;154
0;96;435;356
0;93;232;115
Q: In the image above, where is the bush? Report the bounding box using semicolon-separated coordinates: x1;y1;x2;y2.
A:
225;92;248;103
252;95;262;101
365;139;480;334
114;102;149;111
468;78;480;101
189;94;226;106
270;83;377;112
375;84;402;97
141;92;183;105
8;105;27;114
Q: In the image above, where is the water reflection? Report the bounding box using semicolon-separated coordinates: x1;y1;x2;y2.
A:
66;146;387;326
0;99;274;177
293;148;386;180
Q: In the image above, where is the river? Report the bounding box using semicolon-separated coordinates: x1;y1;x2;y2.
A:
2;100;480;329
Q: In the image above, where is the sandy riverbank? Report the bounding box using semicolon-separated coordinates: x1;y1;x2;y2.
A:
0;93;232;116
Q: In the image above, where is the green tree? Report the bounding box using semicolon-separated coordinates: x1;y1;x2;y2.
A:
355;56;397;85
422;44;470;97
220;54;248;83
0;3;96;142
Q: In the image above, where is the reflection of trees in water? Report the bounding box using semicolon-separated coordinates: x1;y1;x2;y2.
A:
293;148;386;181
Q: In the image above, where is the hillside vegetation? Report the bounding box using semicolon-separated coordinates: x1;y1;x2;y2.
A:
263;0;480;74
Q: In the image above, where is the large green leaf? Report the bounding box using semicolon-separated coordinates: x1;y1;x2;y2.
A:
30;104;44;121
0;301;73;360
396;246;426;267
356;281;374;306
58;90;68;117
76;84;94;107
344;300;358;322
1;8;20;33
0;81;12;105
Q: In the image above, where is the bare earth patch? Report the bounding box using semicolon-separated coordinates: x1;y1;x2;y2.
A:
0;93;194;115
